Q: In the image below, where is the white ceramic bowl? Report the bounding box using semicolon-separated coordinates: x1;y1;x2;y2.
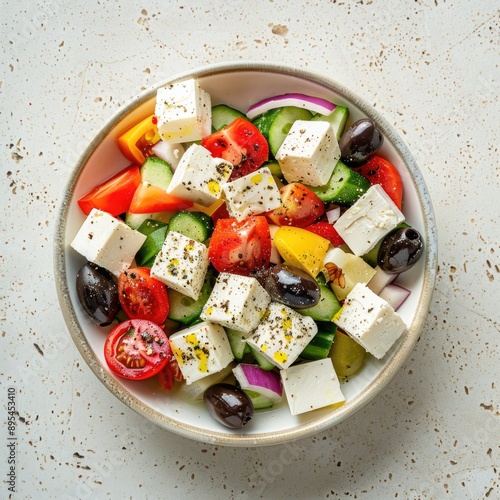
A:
54;62;437;446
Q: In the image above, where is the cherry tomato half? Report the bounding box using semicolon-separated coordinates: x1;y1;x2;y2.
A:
352;155;403;210
118;268;169;325
208;216;271;276
77;165;141;216
104;319;172;380
201;117;269;180
266;183;325;228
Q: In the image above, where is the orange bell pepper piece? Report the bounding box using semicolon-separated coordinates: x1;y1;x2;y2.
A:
117;114;160;165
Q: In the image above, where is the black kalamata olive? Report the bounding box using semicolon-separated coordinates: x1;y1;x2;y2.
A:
378;227;424;274
339;118;384;166
204;383;254;429
76;262;120;326
264;264;320;309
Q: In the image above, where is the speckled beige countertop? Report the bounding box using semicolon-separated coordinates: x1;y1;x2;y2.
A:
1;1;499;498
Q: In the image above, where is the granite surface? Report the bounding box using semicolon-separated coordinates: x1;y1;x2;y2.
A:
1;1;499;498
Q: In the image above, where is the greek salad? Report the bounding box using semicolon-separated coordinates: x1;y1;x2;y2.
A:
70;78;424;428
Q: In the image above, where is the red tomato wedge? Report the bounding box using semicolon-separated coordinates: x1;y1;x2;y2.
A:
77;165;141;216
104;319;172;380
201;117;269;180
157;358;184;390
304;221;345;246
210;200;230;224
118;267;170;325
208;216;271;276
128;182;193;214
266;183;325;228
352;155;403;210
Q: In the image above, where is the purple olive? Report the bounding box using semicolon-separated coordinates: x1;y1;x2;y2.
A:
204;383;254;429
266;264;320;308
76;262;120;326
378;227;424;274
339;118;384;166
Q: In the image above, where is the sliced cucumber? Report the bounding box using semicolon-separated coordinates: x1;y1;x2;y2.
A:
125;212;152;229
264;161;283;179
167;211;214;243
167;271;215;324
140;156;173;190
137;218;168;236
247;344;276;371
307;160;370;205
300;327;336;361
253;107;313;157
135;220;168;267
211;104;245;131
244;389;274;410
311;105;349;140
225;328;251;361
298;283;342;322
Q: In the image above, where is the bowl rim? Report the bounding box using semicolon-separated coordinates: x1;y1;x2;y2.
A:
54;61;438;446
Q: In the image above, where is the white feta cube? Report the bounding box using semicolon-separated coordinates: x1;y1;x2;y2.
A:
281;359;345;415
333;283;407;359
222;167;281;221
70;209;146;276
322;247;377;300
334;184;405;256
201;273;271;334
275;120;340;187
150;231;209;300
246;302;318;369
166;144;233;206
155;79;211;143
169;321;234;385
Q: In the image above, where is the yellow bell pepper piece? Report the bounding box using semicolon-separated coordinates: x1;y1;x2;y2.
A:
117;114;160;165
273;226;330;278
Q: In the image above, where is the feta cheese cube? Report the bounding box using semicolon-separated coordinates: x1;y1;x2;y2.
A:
155;79;211;143
169;321;234;385
166;144;233;206
275;120;340;187
70;209;146;276
333;283;407;359
322;247;377;300
281;358;345;415
222;167;281;221
151;231;209;300
334;184;405;256
201;273;271;334
246;302;318;369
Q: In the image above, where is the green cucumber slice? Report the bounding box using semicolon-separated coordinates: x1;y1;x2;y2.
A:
211;104;245;131
247;344;276;371
244;389;274;410
125;212;152;229
264;161;283;178
167;211;214;243
225;328;251;361
253;107;313;157
135;223;168;267
167;271;215;324
298;283;342;322
311;105;349;140
137;218;168;236
140;156;173;190
307;160;370;205
300;327;336;360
